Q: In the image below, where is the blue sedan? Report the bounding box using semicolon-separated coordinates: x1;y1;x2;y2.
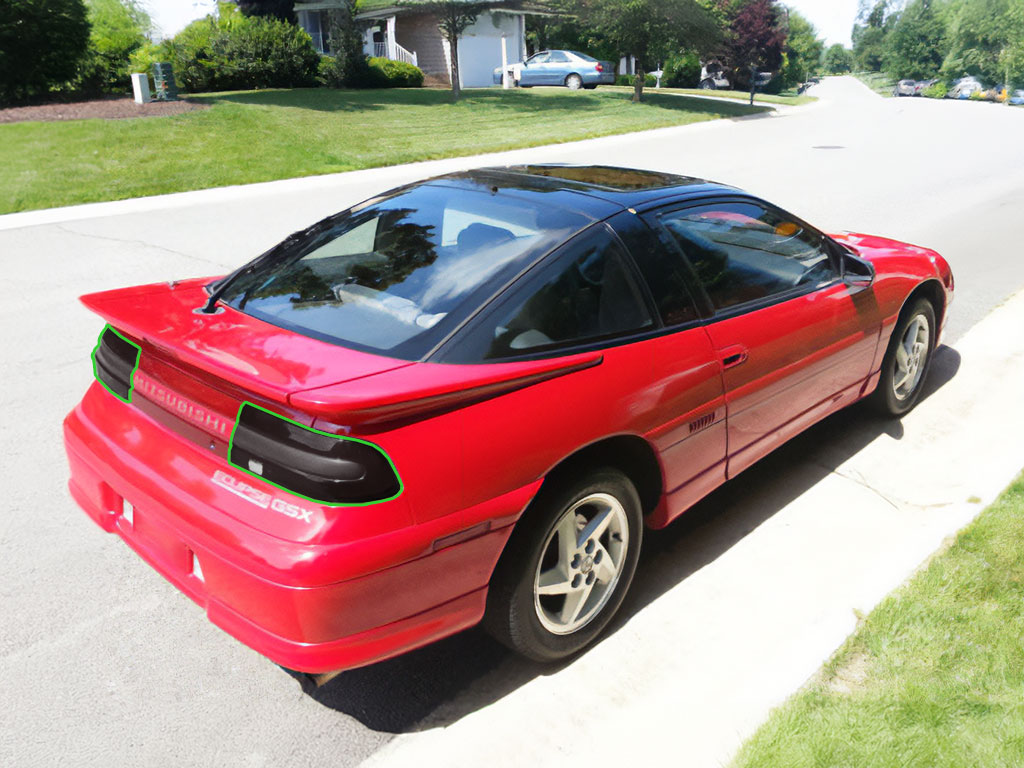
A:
494;50;616;90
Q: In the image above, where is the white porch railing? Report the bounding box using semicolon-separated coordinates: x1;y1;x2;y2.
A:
373;41;418;67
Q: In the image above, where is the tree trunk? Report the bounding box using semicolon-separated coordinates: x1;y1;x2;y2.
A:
632;68;645;103
448;28;461;101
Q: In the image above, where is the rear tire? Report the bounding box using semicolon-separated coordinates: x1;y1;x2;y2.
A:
565;73;583;90
484;468;642;662
870;298;936;416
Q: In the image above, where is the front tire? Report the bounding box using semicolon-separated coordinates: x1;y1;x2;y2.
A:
565;73;583;90
484;468;643;662
870;298;936;416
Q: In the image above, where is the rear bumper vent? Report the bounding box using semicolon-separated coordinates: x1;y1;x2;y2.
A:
92;325;141;402
229;402;402;506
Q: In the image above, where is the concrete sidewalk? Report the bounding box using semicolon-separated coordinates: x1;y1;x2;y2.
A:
361;287;1024;768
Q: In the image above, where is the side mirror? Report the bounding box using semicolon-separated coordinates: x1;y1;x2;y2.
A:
842;251;875;291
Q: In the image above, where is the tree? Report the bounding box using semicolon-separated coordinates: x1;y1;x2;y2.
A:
79;0;152;94
823;43;854;74
942;0;1023;85
725;0;786;89
420;0;487;101
780;9;825;87
884;0;946;79
573;0;719;102
852;0;893;71
323;0;371;86
0;0;92;104
234;0;296;23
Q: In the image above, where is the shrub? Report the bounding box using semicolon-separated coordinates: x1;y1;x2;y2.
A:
969;89;983;100
663;52;701;88
922;80;948;99
162;4;319;92
0;0;91;105
368;57;424;87
77;0;152;95
615;73;656;87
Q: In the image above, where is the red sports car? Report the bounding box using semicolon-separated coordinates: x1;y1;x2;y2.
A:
64;165;953;677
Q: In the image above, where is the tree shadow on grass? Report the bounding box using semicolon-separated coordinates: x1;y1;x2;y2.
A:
192;86;770;120
284;344;960;734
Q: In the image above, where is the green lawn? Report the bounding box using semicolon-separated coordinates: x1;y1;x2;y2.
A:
855;71;897;97
734;472;1024;768
0;87;769;214
605;85;816;106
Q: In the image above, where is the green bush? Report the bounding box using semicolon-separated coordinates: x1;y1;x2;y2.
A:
615;73;656;87
922;80;948;98
0;0;91;105
663;52;701;88
77;0;152;95
969;89;984;100
367;57;423;87
162;4;319;92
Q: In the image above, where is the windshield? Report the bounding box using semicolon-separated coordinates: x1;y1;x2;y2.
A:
221;182;591;360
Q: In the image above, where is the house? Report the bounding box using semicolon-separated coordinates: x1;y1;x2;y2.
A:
294;0;534;88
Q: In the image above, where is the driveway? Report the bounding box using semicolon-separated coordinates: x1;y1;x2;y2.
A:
2;76;1023;768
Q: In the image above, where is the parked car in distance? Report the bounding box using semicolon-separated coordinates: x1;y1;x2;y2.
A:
65;165;954;679
699;61;730;90
894;79;918;96
947;76;984;99
982;84;1009;102
1009;89;1024;105
493;50;615;90
914;79;937;95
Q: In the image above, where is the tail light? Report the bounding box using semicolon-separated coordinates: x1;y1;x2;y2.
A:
229;402;402;506
595;63;604;73
92;325;141;403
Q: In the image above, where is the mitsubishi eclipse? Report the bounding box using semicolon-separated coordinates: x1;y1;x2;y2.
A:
64;165;953;676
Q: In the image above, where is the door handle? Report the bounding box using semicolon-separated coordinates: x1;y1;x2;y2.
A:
719;345;748;369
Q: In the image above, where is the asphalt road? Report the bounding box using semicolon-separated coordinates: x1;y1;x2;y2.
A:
2;76;1023;767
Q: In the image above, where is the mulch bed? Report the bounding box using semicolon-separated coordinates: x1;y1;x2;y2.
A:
0;97;208;125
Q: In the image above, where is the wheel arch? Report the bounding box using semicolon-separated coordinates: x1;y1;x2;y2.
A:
901;278;947;339
535;434;663;518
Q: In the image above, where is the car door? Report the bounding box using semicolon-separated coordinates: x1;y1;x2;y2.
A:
518;52;549;85
607;211;728;525
646;199;881;478
543;50;572;84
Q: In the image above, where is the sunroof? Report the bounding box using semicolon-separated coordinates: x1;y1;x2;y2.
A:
508;165;701;191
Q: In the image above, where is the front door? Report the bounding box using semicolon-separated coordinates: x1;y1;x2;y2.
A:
647;200;881;477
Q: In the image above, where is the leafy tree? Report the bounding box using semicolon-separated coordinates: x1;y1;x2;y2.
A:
725;0;786;88
322;0;371;86
79;0;152;94
781;8;824;87
884;0;946;80
573;0;719;101
235;0;296;23
942;0;1023;85
823;43;854;73
0;0;91;104
852;0;893;71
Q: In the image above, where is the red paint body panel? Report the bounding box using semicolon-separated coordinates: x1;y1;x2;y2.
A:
64;212;953;674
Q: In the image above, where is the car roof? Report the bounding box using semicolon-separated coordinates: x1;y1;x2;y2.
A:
434;165;738;214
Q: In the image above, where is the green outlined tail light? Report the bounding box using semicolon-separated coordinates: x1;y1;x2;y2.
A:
228;402;403;506
91;325;141;403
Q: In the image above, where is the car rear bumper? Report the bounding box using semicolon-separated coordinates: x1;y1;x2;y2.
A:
63;384;529;673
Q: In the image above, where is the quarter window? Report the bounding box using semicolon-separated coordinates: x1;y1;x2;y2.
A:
657;202;836;311
448;225;654;361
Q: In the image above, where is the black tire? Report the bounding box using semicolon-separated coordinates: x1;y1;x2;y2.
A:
870;297;937;416
583;84;598;90
484;468;643;662
565;73;583;90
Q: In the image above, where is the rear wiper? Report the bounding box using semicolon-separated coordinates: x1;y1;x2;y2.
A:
195;229;311;315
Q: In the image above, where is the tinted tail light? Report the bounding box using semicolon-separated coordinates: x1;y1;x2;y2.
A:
229;402;402;506
92;325;141;402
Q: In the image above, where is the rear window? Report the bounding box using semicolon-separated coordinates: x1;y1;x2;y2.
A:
221;183;590;360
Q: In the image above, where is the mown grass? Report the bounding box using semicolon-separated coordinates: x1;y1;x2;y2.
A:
0;87;769;214
733;472;1024;768
605;84;816;105
855;71;897;97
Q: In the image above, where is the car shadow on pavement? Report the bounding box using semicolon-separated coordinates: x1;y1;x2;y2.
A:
291;344;960;734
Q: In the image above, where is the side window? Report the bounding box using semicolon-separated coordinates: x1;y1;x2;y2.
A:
657;202;836;311
452;226;654;361
547;51;570;63
527;52;550;65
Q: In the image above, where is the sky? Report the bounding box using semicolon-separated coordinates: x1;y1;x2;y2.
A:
142;0;860;47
